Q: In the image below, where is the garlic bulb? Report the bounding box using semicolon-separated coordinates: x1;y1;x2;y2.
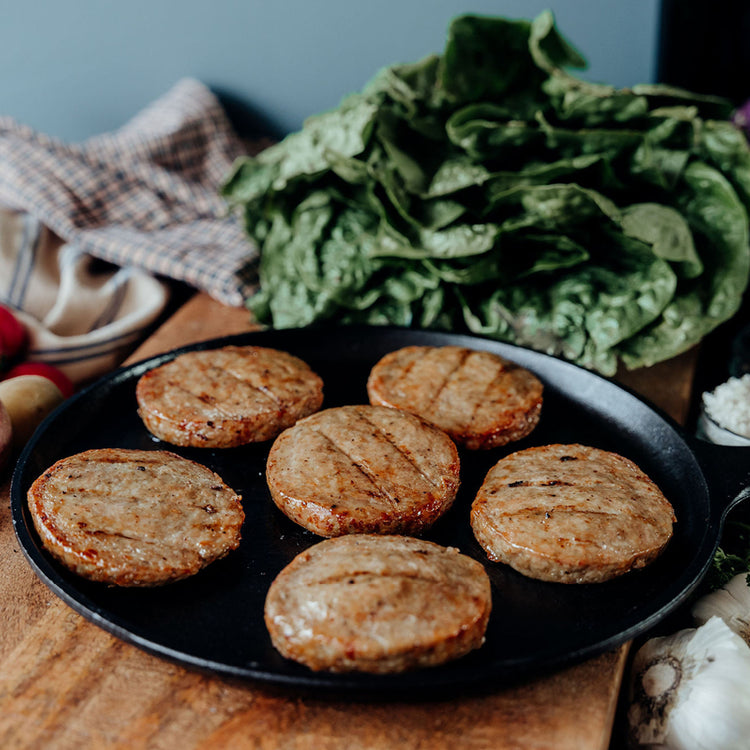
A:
628;616;750;749
692;573;750;643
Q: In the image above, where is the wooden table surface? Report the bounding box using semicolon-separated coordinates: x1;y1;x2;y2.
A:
0;293;700;750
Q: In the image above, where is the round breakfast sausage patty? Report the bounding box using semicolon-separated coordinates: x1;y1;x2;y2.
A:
136;345;324;448
366;345;543;450
27;448;244;586
470;444;676;584
264;534;492;673
266;404;460;537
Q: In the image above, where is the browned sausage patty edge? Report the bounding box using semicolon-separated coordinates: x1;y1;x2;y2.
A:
136;345;324;448
264;534;492;673
470;443;676;583
367;345;543;450
27;448;245;586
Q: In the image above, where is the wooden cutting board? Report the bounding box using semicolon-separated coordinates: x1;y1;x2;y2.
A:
0;292;699;750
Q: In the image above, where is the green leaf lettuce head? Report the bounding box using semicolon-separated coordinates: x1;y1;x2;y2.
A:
222;11;750;375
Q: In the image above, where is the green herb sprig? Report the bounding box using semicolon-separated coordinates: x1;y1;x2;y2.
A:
708;520;750;590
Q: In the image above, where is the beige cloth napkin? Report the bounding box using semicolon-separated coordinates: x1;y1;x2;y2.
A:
0;209;168;384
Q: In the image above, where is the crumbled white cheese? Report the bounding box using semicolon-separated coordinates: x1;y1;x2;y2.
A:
703;374;750;438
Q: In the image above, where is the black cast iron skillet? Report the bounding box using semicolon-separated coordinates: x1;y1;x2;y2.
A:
10;325;750;695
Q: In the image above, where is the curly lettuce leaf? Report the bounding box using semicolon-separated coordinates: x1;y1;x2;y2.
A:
223;11;750;376
617;161;750;368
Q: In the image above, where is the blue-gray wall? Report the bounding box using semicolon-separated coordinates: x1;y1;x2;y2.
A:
0;1;661;142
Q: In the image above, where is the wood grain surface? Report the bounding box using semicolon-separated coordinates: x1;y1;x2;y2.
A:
0;293;699;750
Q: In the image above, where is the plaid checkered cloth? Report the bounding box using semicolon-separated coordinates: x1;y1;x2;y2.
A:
0;79;259;384
0;78;258;307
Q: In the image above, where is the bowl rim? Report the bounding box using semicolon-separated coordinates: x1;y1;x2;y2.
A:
699;400;750;443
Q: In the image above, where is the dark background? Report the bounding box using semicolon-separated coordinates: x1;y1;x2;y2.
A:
658;0;750;105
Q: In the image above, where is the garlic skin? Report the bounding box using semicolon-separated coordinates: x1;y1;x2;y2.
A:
692;573;750;644
628;617;750;750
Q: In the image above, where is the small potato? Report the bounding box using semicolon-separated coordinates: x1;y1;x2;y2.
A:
0;375;64;449
0;399;12;472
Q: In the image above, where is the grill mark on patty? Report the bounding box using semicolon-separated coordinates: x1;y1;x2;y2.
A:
78;525;217;552
462;354;510;432
232;352;307;381
53;458;236;535
79;452;166;468
312;569;449;587
484;488;664;522
481;511;657;551
153;366;281;422
494;472;647;492
253;382;285;408
210;362;285;407
85;528;146;542
158;378;235;419
490;505;628;520
503;479;575;488
356;411;440;491
312;428;400;510
200;363;283;409
424;347;472;412
481;499;669;549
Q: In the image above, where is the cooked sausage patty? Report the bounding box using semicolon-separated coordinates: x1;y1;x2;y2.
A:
27;448;244;586
367;345;543;450
264;534;492;673
470;444;676;583
136;345;324;448
266;404;460;537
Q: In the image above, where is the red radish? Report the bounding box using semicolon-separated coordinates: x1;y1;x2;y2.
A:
3;362;74;398
0;305;27;370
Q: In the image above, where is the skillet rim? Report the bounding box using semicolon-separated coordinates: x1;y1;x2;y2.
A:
8;323;735;694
